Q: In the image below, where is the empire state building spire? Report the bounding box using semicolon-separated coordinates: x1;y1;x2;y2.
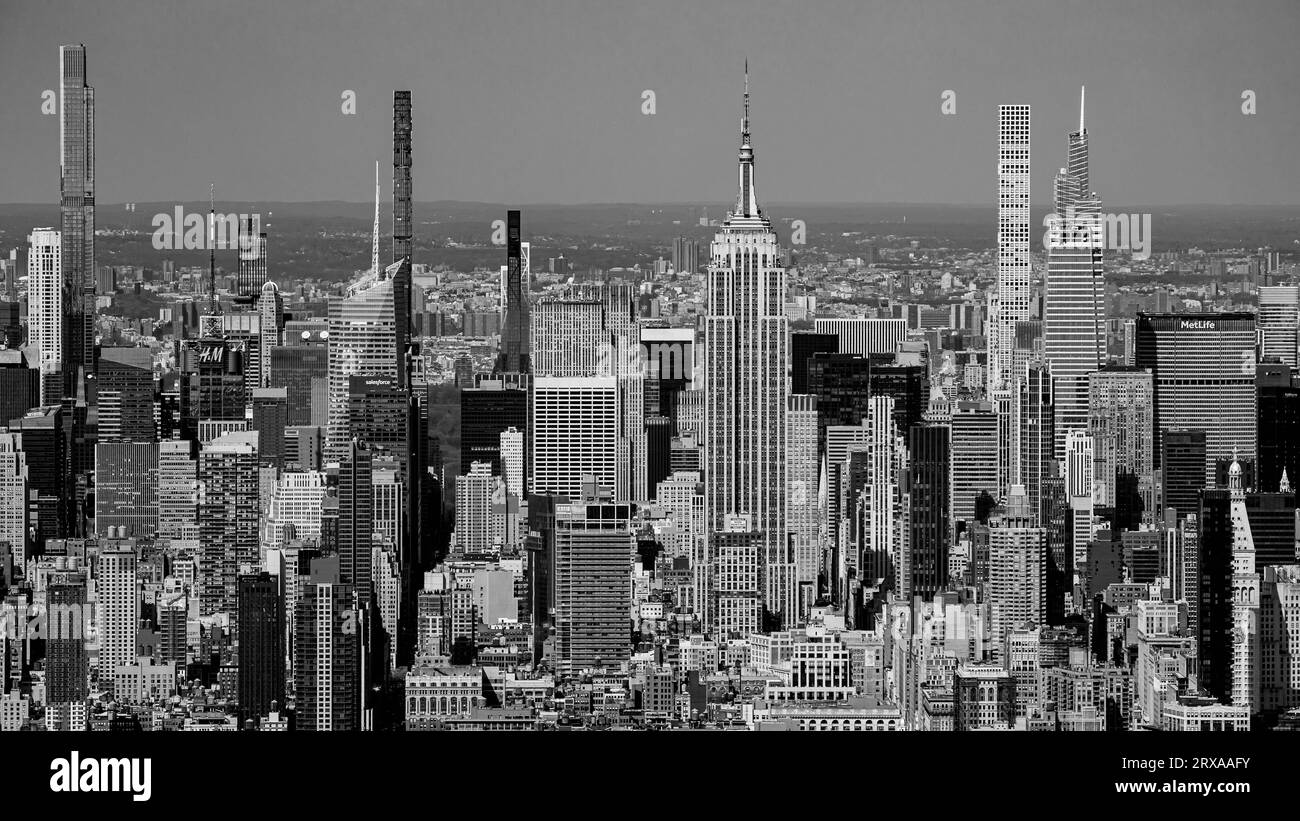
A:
734;60;761;221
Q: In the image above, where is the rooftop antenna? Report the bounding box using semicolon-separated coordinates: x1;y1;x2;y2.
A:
208;183;220;314
1079;85;1086;132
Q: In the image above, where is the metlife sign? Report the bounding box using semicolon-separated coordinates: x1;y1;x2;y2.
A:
1179;319;1217;331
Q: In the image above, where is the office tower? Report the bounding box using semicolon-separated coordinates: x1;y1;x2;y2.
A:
790;331;838;395
704;69;790;620
268;343;328;426
46;580;88;707
909;425;950;599
1162;428;1207;522
531;297;608;376
641;327;693;426
0;350;39;446
197;431;260;615
813;318;907;358
294;558;358;731
1136;313;1256;484
495;210;530;374
94;442;158;537
1088;366;1155;513
326;259;404;460
59;45;95;399
499;427;524;500
950;401;999;528
825;423;870;588
338;441;374;604
869;363;926;440
10;406;72;542
786;395;820;599
1065;429;1094;572
345;375;407;465
250;387;288;469
862;396;903;588
157;439;197;538
284;425;324;472
236;572;284;724
1257;285;1299;368
1257;363;1300;493
1260;565;1300;716
459;373;529;482
1197;463;1252;704
988;486;1047;659
1044;88;1105;458
263;470;327;549
257;281;283;388
236;215;267;299
671;236;699;275
0;434;28;570
553;480;634;674
990;104;1032;387
807;353;871;447
455;462;504;554
26;228;62;404
178;337;246;440
203;312;264;401
646;415;672;493
0;300;20;350
96;347;155;443
97;543;138;689
531;376;619;498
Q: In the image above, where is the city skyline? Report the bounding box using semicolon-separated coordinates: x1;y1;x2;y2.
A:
1;0;1298;206
4;4;1300;777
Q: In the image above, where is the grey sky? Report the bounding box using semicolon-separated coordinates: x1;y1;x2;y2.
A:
1;0;1297;205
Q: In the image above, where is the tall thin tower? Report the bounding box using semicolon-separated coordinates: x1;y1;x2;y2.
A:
496;210;529;374
391;91;413;384
704;64;792;625
59;44;95;399
991;104;1031;389
1044;87;1105;459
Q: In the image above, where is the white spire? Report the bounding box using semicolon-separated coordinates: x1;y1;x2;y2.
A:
1079;85;1086;132
371;160;381;278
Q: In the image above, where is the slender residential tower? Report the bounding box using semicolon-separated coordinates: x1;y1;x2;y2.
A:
991;104;1031;389
59;44;95;399
391;90;413;383
704;65;792;624
496;210;530;374
1044;87;1105;458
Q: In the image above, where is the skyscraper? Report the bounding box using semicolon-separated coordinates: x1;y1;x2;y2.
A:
553;480;634;675
704;67;789;621
786;394;820;603
157;439;198;538
237;572;284;725
950;401;999;528
989;486;1047;659
991;104;1032;387
0;434;28;569
1257;362;1300;493
59;44;95;400
96;347;155;443
531;376;619;498
26;228;62;404
1088;366;1154;513
496;210;530;375
236;215;267;300
97;543;138;689
1162;428;1208;522
1257;285;1299;368
908;425;950;600
1044;88;1105;458
326;260;403;460
94;442;158;537
1136;312;1256;485
198;431;260;615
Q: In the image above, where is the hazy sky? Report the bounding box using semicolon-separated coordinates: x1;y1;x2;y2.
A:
1;0;1297;205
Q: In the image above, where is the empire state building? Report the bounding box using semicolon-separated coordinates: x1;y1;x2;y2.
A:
704;67;793;633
